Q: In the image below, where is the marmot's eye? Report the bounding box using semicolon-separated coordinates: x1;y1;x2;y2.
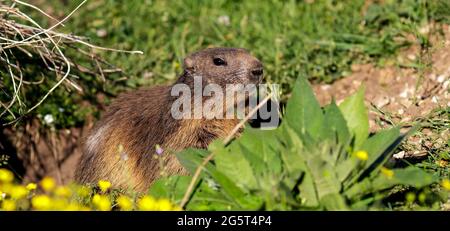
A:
213;57;226;66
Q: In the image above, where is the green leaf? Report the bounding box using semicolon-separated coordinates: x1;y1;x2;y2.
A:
176;145;262;209
345;177;373;199
392;167;438;188
207;169;263;210
338;86;369;149
336;158;359;183
352;127;402;184
306;156;342;199
284;76;324;141
237;127;282;177
175;148;210;174
278;126;320;207
211;140;258;191
186;180;241;211
320;193;349;211
149;176;242;211
323;101;351;145
345;166;438;200
148;175;192;202
363;128;401;164
278;126;305;181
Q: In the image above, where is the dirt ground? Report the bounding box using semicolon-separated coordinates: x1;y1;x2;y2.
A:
313;23;450;159
1;24;449;185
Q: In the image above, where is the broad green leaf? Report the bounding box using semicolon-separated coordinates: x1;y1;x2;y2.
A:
284;76;324;141
175;148;210;174
236;127;284;193
279;126;320;207
176;146;261;209
345;174;394;199
210;140;258;191
351;127;401;184
336;158;359;183
338;86;368;149
320;193;349;211
392;167;438;188
345;166;438;200
296;172;320;207
238;127;282;176
350;197;374;210
345;177;373;199
148;175;192;202
323;101;351;145
278;126;305;180
148;176;239;210
207;169;263;210
362;128;401;165
306;156;341;199
186;180;241;211
149;176;241;211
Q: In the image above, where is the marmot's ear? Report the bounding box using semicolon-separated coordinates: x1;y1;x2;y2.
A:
183;57;195;72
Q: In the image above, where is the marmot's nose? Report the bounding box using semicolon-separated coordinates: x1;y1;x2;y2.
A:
251;68;263;76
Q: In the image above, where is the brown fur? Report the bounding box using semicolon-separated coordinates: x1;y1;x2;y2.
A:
74;47;263;192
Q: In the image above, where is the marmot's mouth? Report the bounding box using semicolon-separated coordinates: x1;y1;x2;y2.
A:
249;68;264;84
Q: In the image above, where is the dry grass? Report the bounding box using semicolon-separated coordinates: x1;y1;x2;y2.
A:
0;0;142;125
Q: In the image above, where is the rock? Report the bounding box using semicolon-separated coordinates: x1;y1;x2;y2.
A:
393;151;405;159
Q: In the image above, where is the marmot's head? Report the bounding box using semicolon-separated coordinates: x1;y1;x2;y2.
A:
179;47;263;87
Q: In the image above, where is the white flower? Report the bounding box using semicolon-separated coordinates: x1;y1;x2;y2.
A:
217;15;230;26
96;29;107;38
43;114;54;124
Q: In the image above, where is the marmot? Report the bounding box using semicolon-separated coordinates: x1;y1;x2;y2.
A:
74;47;264;192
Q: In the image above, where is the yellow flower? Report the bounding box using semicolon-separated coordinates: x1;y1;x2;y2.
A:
64;202;86;211
380;167;394;179
138;195;157;211
76;186;90;198
52;198;68;210
116;195;133;211
78;205;91;211
1;199;16;211
172;61;180;69
26;183;37;191
10;185;27;199
98;180;111;192
441;179;450;191
55;186;72;198
92;194;111;211
40;177;56;192
438;160;448;168
32;195;52;210
0;169;14;183
157;198;174;211
354;150;369;161
172;206;183;211
1;183;13;194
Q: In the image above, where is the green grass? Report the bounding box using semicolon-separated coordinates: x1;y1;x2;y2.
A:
31;0;447;86
8;0;445;128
